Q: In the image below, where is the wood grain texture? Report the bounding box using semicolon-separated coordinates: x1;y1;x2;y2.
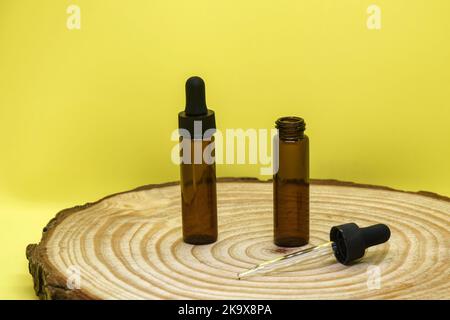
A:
26;178;450;300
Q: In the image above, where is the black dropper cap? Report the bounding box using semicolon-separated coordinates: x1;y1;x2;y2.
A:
330;223;391;265
178;76;216;139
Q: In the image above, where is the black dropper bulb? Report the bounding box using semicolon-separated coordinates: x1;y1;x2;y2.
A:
330;223;391;265
178;76;216;139
185;76;208;116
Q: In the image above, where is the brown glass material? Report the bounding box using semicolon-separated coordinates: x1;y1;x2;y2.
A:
274;117;310;247
180;138;218;245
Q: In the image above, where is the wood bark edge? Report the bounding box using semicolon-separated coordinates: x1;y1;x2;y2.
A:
26;178;450;300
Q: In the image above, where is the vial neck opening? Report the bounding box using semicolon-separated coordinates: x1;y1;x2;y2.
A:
276;116;306;140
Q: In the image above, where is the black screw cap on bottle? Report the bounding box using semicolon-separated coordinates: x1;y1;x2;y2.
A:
330;223;391;265
178;76;216;139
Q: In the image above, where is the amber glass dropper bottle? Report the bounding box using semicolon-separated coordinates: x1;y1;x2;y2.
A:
178;76;218;245
273;116;309;247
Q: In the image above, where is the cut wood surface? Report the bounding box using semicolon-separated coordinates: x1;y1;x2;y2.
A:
26;178;450;300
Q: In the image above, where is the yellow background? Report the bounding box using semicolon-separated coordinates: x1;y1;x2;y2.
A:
0;1;449;299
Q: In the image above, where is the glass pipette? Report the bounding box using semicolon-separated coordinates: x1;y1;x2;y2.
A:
238;241;333;279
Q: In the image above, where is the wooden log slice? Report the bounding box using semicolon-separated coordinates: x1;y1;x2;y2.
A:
26;178;450;300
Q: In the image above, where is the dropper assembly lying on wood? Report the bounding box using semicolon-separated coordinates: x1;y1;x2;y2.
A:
238;223;390;279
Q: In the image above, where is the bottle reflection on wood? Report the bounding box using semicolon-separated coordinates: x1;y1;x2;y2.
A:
274;116;309;247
